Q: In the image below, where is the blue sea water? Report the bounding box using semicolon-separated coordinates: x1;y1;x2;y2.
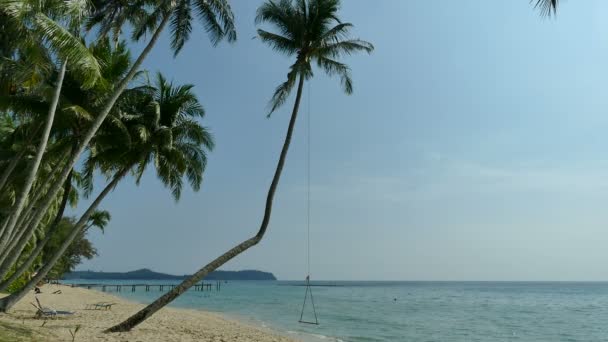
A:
64;280;608;341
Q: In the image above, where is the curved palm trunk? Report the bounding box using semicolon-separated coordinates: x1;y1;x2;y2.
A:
106;74;307;333
0;60;67;254
0;170;73;292
0;15;171;275
0;167;129;312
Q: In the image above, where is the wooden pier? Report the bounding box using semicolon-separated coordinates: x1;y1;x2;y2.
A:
72;281;222;292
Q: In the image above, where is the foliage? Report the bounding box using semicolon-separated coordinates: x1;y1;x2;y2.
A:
0;0;229;314
256;0;373;115
44;213;109;279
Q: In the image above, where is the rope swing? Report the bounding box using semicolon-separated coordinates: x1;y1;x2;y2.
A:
298;81;319;325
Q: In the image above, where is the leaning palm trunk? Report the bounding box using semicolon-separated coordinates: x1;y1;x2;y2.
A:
0;188;61;279
0;15;171;277
0;167;129;311
0;169;57;254
107;74;306;332
0;170;73;292
0;148;26;194
0;151;69;269
0;60;67;254
0;123;43;195
0;221;8;246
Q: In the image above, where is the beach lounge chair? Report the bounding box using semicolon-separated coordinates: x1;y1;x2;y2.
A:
85;302;116;310
31;297;74;319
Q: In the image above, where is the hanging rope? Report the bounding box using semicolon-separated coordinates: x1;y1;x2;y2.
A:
299;80;319;325
307;79;311;278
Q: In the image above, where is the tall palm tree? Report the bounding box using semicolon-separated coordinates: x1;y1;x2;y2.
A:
0;170;74;292
0;74;213;311
0;37;131;280
107;0;373;332
0;0;101;256
2;0;236;281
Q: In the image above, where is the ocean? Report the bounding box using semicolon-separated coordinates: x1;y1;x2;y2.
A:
63;280;608;341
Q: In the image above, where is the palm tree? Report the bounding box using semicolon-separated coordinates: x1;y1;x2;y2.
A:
0;74;213;311
0;37;132;281
0;169;74;292
0;0;101;256
107;0;373;332
1;0;236;281
0;151;72;280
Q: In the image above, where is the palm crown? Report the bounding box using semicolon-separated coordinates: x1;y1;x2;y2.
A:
256;0;374;114
88;0;237;56
85;72;213;201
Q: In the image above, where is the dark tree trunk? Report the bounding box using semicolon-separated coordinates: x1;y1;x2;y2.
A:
106;74;307;333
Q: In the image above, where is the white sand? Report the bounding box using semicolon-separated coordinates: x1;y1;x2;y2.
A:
0;284;298;341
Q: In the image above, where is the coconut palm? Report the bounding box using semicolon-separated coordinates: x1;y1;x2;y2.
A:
0;74;213;311
0;170;74;292
2;0;236;284
107;0;373;332
0;38;133;281
0;0;101;257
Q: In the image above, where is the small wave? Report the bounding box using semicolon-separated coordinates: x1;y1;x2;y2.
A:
286;330;343;342
307;333;344;341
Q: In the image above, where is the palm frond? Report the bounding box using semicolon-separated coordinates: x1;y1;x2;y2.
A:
179;99;205;119
174;118;214;149
318;22;352;44
131;4;165;41
255;0;300;41
257;29;297;56
534;0;558;16
63;0;92;27
64;105;94;121
87;209;111;232
170;0;193;56
317;39;374;59
33;13;102;88
268;63;299;115
193;0;236;46
176;141;205;191
316;56;351;94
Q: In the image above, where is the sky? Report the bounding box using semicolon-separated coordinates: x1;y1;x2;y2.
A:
76;0;608;281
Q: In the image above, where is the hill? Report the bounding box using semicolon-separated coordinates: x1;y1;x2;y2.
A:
63;269;277;281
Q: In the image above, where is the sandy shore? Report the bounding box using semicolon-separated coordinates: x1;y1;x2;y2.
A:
0;284;298;341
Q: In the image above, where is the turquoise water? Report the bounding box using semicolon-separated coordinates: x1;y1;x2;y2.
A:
65;280;608;341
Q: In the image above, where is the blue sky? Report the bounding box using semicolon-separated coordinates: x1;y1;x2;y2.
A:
77;0;608;281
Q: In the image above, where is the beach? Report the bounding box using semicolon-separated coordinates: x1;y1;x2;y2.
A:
0;284;297;342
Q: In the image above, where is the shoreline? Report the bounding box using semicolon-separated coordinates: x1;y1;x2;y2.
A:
0;284;299;341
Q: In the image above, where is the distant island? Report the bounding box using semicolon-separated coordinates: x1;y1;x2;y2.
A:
63;268;277;281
